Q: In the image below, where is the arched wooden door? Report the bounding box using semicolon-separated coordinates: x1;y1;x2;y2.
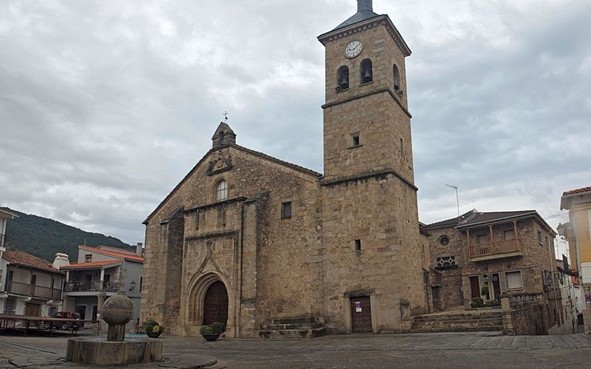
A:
203;281;229;325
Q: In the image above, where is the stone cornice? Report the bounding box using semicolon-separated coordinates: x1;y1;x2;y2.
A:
320;169;417;192
185;197;248;214
318;15;411;57
185;230;239;241
322;87;412;118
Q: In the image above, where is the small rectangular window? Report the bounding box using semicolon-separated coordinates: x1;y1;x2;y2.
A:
349;131;361;148
85;254;92;263
538;230;542;245
506;271;523;290
355;239;362;251
281;202;292;219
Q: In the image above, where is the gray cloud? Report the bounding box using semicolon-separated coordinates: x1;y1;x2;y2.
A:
1;0;588;243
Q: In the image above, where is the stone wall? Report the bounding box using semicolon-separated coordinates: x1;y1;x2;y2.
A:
320;173;428;333
141;145;321;337
502;293;549;335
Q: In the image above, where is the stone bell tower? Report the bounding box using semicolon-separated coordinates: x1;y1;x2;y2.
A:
317;0;427;334
318;0;413;183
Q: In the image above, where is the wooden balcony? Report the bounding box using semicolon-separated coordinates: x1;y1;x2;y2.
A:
6;281;62;300
64;281;119;293
468;239;523;262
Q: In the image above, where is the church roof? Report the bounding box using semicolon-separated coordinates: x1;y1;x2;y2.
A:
333;0;379;31
144;143;322;224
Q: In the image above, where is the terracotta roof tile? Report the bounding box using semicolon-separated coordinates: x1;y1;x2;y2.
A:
2;250;63;274
563;186;591;196
80;245;143;263
60;260;122;269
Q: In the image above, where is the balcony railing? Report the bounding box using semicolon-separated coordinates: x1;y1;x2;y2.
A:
64;281;120;293
468;239;523;261
6;281;62;300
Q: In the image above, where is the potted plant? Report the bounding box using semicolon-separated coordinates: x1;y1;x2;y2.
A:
144;319;163;338
200;322;226;342
480;285;490;299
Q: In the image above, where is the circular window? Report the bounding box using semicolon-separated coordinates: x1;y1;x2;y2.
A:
440;236;450;246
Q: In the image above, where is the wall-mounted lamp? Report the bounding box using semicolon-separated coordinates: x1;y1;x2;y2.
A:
129;280;137;291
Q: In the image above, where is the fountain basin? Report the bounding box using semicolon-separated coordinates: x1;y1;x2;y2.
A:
66;337;163;366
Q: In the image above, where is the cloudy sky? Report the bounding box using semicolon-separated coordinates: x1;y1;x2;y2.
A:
1;0;590;245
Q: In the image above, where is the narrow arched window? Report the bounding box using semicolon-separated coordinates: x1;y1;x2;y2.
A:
337;65;349;90
360;59;373;83
393;64;401;91
215;180;228;202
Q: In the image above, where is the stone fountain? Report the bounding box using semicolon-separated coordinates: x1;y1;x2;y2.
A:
66;294;163;366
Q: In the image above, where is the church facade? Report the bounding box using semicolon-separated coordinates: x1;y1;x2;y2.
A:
141;0;431;337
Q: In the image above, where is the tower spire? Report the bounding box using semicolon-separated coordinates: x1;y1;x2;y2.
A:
358;0;373;13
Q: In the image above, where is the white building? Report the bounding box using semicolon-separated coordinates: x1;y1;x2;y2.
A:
59;245;144;328
0;249;64;317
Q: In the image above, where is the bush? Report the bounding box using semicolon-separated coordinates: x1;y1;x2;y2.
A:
144;319;163;333
470;297;484;308
200;322;226;335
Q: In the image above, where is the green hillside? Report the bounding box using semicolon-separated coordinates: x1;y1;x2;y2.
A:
3;210;132;262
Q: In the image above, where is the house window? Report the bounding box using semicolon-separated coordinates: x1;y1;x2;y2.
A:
216;180;228;201
281;201;292;219
349;132;361;148
85;254;92;263
360;59;373;83
439;236;450;246
4;298;16;315
355;239;362;252
436;255;456;269
477;234;489;244
503;229;515;240
506;271;523;290
538;229;542;245
337;65;349;90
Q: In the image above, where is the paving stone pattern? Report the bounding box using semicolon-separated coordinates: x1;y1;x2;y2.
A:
1;332;591;368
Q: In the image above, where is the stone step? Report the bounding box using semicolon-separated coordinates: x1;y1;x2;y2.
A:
264;322;324;330
410;326;503;333
413;313;503;320
413;316;503;324
259;327;326;339
412;321;502;329
269;317;319;325
410;310;504;333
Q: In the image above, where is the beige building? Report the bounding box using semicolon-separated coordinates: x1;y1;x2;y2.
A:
559;186;591;333
141;0;431;337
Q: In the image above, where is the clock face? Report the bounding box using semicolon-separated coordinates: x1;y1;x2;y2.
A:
345;40;363;59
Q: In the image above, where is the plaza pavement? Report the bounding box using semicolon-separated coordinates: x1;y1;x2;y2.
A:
1;330;591;368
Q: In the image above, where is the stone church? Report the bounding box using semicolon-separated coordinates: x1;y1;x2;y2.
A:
141;0;431;337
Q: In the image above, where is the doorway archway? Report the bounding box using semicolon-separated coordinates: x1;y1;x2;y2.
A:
202;281;229;325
